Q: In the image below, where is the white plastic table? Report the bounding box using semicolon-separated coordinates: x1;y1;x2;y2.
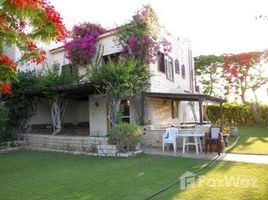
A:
177;129;205;155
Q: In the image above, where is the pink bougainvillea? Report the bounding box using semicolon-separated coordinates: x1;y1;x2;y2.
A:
118;5;172;64
64;22;106;65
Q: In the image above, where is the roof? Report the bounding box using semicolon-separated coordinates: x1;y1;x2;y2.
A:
144;91;225;103
29;82;96;99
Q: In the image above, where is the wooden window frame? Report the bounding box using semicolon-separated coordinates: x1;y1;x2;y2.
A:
166;56;174;82
181;64;186;79
175;59;180;74
157;52;165;73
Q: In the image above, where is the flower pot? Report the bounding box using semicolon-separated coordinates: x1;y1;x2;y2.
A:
230;127;238;137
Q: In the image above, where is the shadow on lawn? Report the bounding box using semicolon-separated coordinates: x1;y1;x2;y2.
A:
225;126;268;154
152;159;268;200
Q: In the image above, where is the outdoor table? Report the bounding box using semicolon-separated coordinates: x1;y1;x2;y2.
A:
177;129;205;155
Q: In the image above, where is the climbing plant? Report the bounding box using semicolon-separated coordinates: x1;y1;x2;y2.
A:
117;5;172;64
64;22;106;66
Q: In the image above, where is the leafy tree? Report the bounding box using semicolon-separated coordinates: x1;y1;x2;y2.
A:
223;51;268;123
0;0;67;93
194;55;224;96
0;71;39;142
38;63;80;135
89;57;150;125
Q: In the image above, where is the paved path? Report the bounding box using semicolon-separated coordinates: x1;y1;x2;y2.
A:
219;153;268;164
143;147;268;164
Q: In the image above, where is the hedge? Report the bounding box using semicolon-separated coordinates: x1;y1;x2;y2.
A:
207;103;267;125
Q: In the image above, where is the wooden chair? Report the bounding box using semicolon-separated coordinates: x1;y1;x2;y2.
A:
205;126;224;155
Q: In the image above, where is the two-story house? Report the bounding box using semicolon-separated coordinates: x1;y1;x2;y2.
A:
3;25;224;150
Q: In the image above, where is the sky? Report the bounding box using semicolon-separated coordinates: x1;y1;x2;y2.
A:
50;0;268;57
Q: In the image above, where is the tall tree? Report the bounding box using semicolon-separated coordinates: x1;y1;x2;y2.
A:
0;0;67;93
89;57;150;126
194;55;224;97
38;63;79;135
223;51;268;123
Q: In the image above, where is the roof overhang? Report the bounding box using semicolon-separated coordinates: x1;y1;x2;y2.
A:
143;92;226;103
30;82;96;99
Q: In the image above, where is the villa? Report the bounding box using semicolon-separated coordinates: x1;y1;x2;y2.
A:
3;19;224;153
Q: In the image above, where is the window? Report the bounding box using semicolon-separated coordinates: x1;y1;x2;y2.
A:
102;52;121;64
175;59;180;74
62;64;77;76
181;64;186;79
157;52;165;73
166;57;174;81
171;101;180;119
120;100;130;123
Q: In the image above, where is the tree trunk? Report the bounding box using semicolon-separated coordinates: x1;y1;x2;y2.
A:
50;93;68;135
51;102;61;135
108;96;121;126
250;103;263;124
246;89;262;124
131;93;144;125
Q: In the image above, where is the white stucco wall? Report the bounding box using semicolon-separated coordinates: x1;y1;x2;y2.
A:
89;95;108;136
149;37;193;93
28;98;89;125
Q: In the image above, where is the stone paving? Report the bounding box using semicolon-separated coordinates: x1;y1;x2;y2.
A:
218;153;268;164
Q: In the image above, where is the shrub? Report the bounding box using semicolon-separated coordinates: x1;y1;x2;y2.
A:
0;127;16;145
0;105;9;125
108;123;142;152
206;103;268;126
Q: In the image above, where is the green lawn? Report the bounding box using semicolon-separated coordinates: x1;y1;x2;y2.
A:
0;151;268;200
227;126;268;155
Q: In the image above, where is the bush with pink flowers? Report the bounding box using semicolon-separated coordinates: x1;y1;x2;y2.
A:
64;23;106;65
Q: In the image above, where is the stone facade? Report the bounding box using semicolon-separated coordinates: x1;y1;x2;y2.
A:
25;134;142;157
25;134;107;153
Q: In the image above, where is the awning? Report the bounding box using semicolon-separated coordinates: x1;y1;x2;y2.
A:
29;82;96;99
143;91;225;103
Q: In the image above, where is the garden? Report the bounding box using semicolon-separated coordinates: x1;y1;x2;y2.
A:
0;151;267;200
1;2;268;200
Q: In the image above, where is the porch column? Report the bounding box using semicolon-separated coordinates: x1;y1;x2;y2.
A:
199;98;204;125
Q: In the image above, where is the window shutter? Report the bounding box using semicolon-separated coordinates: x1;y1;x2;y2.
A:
175;59;180;74
181;64;186;79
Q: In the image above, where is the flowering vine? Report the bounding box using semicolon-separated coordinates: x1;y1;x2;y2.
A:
0;0;67;94
64;23;106;65
117;5;172;64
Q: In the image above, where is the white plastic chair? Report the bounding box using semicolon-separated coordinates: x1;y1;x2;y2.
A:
162;127;179;153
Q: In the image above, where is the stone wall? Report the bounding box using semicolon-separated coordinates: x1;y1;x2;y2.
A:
24;134;142;157
142;129;183;148
142;125;211;148
25;134;108;153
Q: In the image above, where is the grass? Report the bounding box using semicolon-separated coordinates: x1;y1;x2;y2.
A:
0;151;268;200
227;126;268;155
155;161;268;200
0;151;205;200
